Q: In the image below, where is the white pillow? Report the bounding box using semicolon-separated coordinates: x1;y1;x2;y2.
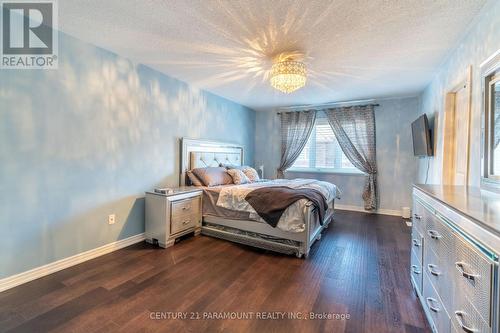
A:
227;168;250;185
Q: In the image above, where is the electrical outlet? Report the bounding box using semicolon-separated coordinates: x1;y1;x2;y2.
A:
108;214;116;225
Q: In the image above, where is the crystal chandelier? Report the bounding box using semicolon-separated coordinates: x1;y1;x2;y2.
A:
270;60;307;93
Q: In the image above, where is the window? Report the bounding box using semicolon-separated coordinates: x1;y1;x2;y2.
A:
290;114;362;174
481;51;500;192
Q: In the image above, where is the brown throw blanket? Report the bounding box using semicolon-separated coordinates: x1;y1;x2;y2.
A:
245;186;328;228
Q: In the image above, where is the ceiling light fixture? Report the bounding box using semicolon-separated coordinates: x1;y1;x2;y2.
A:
270;60;306;93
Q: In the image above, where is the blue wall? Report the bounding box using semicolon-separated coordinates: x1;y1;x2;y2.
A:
416;0;500;186
0;32;255;278
254;96;421;212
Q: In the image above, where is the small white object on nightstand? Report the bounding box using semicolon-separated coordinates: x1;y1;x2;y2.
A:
145;187;202;248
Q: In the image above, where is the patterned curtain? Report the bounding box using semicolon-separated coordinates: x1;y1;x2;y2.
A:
277;110;317;178
324;105;378;210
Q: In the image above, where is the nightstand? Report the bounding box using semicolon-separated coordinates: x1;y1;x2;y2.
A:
145;187;202;248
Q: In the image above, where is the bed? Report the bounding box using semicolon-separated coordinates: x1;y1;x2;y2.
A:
180;138;339;258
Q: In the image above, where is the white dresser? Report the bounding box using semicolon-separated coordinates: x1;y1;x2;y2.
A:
412;185;500;333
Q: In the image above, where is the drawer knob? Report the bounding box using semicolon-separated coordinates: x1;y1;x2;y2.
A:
414;214;422;220
427;230;442;240
182;206;191;210
455;262;478;281
412;239;421;247
454;311;477;333
182;220;190;225
411;265;421;275
425;297;441;313
427;264;441;277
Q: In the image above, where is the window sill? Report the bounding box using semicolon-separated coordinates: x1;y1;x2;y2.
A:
287;168;365;176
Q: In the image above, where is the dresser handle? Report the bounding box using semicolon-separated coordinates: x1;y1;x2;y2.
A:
182;220;190;225
182;206;191;211
425;297;440;313
427;264;441;276
411;265;421;274
454;311;477;333
414;214;422;220
412;239;421;247
455;262;478;281
427;230;442;240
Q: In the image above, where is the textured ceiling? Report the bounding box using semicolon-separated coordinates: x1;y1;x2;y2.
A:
58;0;487;110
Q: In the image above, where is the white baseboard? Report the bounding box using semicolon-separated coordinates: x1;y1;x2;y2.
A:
335;204;402;217
0;233;145;293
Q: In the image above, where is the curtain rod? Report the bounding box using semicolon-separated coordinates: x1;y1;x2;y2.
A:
277;98;377;110
276;103;380;115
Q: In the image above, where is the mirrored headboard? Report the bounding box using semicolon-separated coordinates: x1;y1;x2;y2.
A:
180;138;244;186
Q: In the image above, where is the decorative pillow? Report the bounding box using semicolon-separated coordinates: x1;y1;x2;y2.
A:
187;171;203;186
242;167;260;182
227;168;250;185
218;164;260;182
191;167;233;187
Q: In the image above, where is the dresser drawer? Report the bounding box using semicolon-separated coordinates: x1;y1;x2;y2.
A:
411;227;424;264
171;196;200;218
411;248;423;295
423;212;456;269
423;271;451;333
450;235;493;326
424;244;453;312
413;199;426;235
450;295;490;333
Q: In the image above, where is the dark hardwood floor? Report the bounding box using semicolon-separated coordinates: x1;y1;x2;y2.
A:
0;210;430;333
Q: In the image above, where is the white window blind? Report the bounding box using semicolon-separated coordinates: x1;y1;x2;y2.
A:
291;115;361;173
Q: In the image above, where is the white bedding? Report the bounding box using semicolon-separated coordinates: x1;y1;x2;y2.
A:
216;179;340;233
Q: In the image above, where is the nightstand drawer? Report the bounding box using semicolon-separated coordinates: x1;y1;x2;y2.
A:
171;197;200;217
171;213;198;234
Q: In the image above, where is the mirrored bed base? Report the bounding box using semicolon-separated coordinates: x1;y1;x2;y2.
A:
201;200;335;258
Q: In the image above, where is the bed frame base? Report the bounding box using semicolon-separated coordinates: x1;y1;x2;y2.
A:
201;225;300;257
201;202;334;258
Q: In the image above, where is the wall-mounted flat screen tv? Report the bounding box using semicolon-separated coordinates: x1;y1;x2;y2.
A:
411;114;433;157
